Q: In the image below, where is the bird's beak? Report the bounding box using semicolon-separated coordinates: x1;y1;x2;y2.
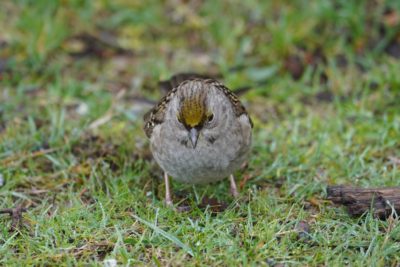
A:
189;128;199;148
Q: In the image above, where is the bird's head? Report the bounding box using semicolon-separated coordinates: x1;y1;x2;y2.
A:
177;95;214;148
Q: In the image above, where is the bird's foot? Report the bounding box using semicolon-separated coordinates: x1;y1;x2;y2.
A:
164;172;174;207
229;174;239;198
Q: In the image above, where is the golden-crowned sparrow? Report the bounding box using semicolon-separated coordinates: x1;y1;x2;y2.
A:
144;77;252;206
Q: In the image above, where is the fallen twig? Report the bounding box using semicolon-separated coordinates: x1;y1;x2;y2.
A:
0;206;28;231
327;185;400;218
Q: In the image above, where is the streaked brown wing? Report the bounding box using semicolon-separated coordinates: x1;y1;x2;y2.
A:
143;86;178;138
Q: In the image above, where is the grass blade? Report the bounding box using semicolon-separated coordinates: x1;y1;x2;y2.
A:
131;214;194;257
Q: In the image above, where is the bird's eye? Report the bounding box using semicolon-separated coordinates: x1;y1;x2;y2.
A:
207;113;214;123
177;116;183;124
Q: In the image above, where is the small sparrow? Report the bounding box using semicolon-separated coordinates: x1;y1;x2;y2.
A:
144;75;252;206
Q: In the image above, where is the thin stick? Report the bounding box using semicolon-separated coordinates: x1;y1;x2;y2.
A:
0;206;28;230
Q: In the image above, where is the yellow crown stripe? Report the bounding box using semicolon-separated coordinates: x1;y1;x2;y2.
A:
179;98;206;128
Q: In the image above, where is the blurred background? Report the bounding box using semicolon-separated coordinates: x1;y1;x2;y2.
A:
1;0;400;265
1;0;400;122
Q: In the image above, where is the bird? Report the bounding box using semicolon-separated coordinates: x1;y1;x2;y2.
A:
143;75;252;206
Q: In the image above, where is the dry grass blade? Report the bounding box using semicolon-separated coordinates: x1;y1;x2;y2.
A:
1;148;59;167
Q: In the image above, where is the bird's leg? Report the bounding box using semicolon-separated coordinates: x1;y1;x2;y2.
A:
229;174;239;198
164;172;173;207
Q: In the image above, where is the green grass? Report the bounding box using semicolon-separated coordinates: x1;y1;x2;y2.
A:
1;0;400;265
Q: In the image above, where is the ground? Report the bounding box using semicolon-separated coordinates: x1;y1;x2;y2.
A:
1;1;400;266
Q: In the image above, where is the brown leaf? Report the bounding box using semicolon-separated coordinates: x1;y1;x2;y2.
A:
315;90;334;103
383;9;399;27
199;196;228;213
308;197;322;209
239;173;252;190
284;55;304;80
65;32;132;59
